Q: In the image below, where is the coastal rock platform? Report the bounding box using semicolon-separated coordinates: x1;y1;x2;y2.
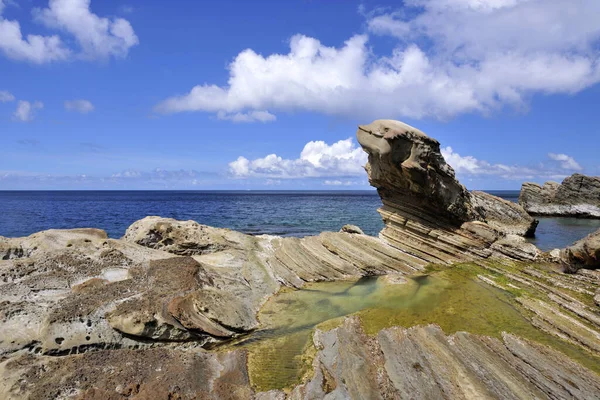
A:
1;120;599;399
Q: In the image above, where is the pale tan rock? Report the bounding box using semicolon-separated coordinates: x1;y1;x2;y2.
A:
561;229;600;272
357;119;539;263
3;120;600;399
339;224;365;235
292;317;600;399
123;216;250;255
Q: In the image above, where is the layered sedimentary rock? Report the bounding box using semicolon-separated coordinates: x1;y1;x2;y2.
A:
0;219;424;361
2;119;599;399
357;120;539;263
519;174;600;217
284;317;600;399
3;314;599;399
561;228;600;272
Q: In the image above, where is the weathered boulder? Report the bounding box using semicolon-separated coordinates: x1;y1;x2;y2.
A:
471;190;538;237
339;224;365;235
519;174;600;218
561;229;600;272
123;216;248;255
357;119;539;262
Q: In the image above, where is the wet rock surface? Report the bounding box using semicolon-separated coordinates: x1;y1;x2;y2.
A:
287;317;600;400
0;120;599;399
519;174;600;218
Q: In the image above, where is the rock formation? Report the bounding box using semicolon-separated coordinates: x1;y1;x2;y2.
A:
287;317;600;399
561;228;600;272
357;119;539;263
519;173;600;217
1;120;599;399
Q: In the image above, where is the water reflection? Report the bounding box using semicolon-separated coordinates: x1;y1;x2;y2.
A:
237;268;600;392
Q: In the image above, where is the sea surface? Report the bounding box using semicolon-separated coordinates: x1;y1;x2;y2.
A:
1;190;599;251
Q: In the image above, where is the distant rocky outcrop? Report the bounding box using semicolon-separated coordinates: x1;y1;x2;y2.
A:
519;173;600;218
357;119;539;263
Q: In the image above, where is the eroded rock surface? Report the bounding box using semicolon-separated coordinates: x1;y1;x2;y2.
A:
1;120;599;399
287;317;600;400
561;228;600;272
357;119;539;262
519;174;600;217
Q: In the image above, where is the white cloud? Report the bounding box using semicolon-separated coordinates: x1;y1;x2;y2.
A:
216;110;276;123
229;138;368;179
0;12;71;63
13;100;43;122
0;0;138;63
441;146;584;180
65;99;94;113
0;90;14;102
548;153;583;171
324;180;358;186
157;0;600;120
34;0;138;59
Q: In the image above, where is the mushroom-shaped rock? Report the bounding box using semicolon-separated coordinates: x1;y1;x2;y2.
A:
357;119;539;262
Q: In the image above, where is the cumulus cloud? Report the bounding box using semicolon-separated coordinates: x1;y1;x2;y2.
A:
13;100;43;122
442;146;584;180
0;9;70;63
157;0;600;120
0;0;138;63
65;99;94;113
0;90;15;102
229;138;367;178
216;110;276;123
548;153;583;171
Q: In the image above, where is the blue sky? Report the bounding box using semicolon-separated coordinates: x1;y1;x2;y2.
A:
1;0;599;190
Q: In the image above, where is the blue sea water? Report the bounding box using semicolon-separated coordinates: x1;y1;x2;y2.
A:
0;191;384;239
1;190;599;251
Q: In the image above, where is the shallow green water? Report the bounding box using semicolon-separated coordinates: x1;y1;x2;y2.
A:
233;267;600;392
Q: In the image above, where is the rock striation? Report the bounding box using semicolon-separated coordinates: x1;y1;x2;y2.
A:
285;317;600;399
357;119;539;263
519;173;600;218
1;119;599;399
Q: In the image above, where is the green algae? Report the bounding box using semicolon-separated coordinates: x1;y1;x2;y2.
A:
236;264;600;392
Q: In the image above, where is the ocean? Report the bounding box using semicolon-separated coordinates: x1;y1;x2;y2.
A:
1;190;599;251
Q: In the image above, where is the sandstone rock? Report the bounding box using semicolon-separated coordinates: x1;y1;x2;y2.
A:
560;229;600;272
357;119;539;263
519;174;600;217
123;216;250;255
339;224;364;235
471;190;538;237
3;120;599;399
0;347;253;400
490;234;542;261
291;317;600;399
